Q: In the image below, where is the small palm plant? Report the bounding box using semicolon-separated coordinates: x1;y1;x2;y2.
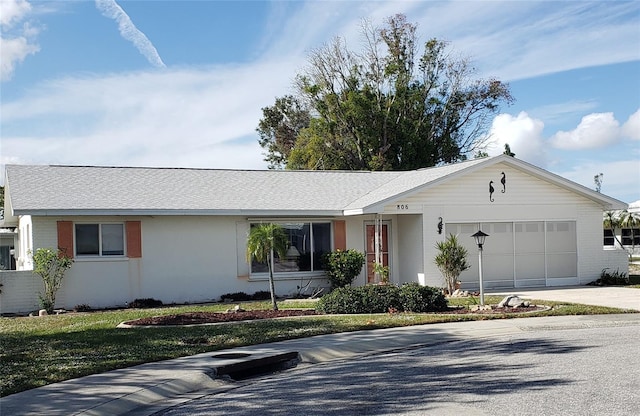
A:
246;223;288;310
434;234;470;295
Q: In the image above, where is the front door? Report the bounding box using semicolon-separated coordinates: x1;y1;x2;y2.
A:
365;223;389;283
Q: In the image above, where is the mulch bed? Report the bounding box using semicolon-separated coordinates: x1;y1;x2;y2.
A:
122;305;546;326
125;309;320;326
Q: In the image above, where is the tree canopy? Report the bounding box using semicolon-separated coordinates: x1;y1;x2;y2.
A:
257;14;513;171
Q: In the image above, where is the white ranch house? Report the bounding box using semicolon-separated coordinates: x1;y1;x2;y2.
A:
0;155;628;314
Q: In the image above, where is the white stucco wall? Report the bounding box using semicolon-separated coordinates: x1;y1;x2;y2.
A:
396;214;423;285
0;271;43;314
24;216;335;310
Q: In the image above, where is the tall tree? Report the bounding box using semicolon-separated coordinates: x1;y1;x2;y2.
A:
258;14;513;171
256;95;311;169
246;224;288;310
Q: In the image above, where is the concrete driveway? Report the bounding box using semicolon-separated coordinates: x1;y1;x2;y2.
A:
489;286;639;311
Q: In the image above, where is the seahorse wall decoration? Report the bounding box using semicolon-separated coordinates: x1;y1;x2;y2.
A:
489;180;495;202
501;172;506;193
437;217;443;234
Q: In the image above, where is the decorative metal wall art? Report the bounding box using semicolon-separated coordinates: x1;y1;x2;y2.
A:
488;172;507;202
437;217;443;234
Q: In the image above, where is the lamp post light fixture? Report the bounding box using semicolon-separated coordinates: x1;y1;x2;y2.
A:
471;230;489;306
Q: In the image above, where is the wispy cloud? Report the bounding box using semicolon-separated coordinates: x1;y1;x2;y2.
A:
0;0;40;81
95;0;165;68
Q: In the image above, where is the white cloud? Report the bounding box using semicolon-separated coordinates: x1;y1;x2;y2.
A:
258;1;640;81
484;112;547;166
622;109;640;141
95;0;165;68
0;60;298;173
0;0;31;27
551;113;620;150
0;0;39;81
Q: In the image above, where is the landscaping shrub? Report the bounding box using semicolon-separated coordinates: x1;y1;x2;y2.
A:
31;248;73;314
399;283;448;312
317;284;448;314
129;298;163;308
219;292;252;302
357;284;403;313
316;286;365;314
588;268;629;286
251;291;272;301
323;249;365;289
73;304;92;312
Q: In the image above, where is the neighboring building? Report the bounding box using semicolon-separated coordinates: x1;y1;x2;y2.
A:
0;155;628;312
603;200;640;256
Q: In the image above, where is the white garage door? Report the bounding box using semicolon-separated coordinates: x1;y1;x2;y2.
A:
446;221;577;289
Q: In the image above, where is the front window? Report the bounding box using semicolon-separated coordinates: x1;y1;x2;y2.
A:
76;223;124;256
250;222;331;274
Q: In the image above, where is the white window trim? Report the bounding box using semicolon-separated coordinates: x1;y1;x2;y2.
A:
74;222;126;258
248;221;332;277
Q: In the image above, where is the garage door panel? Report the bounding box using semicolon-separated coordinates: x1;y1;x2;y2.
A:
547;253;577;278
443;221;576;289
484;254;514;280
515;222;544;253
515;253;545;280
484;222;513;253
547;221;577;252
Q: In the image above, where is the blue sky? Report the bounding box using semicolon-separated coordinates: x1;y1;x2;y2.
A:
1;0;639;204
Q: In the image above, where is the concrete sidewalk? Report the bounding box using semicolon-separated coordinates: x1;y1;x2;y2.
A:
1;287;639;416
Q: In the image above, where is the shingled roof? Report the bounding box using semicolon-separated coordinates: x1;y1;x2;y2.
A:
4;155;625;217
5;158;489;216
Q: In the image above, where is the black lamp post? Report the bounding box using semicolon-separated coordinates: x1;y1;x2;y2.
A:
471;230;489;306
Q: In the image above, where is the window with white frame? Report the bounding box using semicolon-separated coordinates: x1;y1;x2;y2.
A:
75;223;124;256
250;222;331;274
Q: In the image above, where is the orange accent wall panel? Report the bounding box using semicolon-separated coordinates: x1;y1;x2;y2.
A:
57;221;74;258
333;220;346;250
126;221;142;258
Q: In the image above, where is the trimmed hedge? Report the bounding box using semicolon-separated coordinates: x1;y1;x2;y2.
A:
399;283;448;312
317;283;447;314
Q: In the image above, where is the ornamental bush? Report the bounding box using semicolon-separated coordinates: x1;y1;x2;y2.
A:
399;283;448;312
31;248;73;314
323;249;365;289
317;283;447;314
129;298;163;308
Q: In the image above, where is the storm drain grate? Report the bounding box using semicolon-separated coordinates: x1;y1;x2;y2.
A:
211;352;252;359
213;351;300;381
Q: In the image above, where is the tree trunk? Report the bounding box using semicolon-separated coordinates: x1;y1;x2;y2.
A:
267;258;278;311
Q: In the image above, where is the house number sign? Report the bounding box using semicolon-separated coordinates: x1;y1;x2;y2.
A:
396;204;409;210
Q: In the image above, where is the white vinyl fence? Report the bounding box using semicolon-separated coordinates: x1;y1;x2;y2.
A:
0;271;44;315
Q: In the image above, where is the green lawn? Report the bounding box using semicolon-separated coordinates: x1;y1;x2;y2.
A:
0;297;633;397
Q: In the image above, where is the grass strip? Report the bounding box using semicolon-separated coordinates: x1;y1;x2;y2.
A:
0;297;634;397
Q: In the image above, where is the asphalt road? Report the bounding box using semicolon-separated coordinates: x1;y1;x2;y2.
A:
151;323;640;416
